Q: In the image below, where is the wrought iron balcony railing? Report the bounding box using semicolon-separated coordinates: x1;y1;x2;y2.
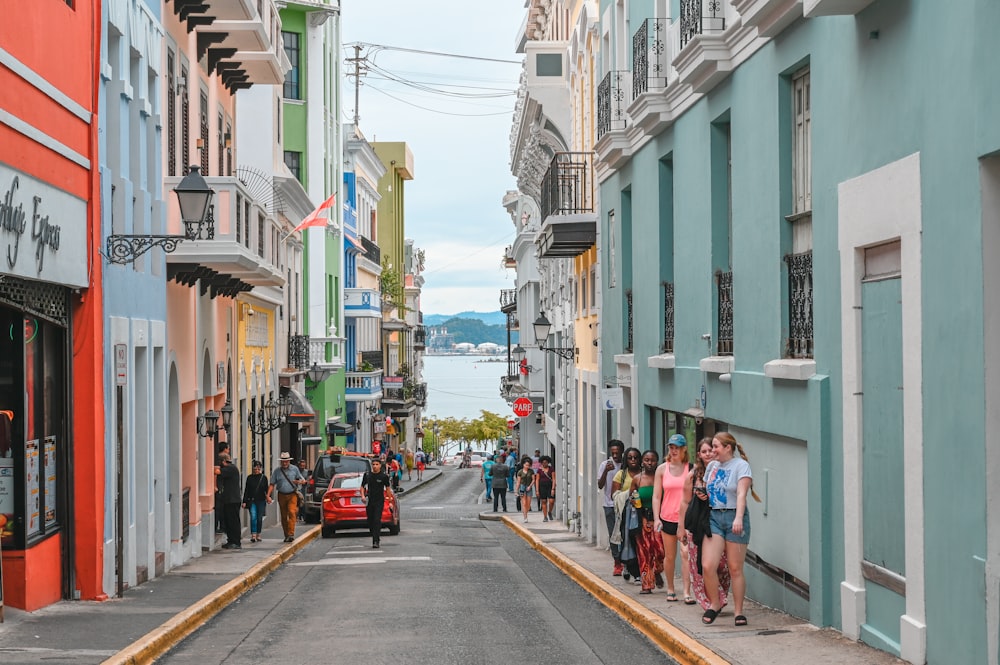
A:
716;270;734;355
633;18;670;99
360;235;381;265
289;334;310;369
413;325;427;349
663;281;674;354
680;0;727;49
784;251;813;359
598;71;629;139
500;288;517;313
413;382;427;407
540;152;595;221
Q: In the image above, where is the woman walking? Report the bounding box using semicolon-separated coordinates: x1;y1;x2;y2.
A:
653;434;693;603
515;457;536;522
536;455;555;522
491;453;510;512
242;461;269;543
612;447;643;582
633;449;665;595
679;438;730;610
700;433;759;626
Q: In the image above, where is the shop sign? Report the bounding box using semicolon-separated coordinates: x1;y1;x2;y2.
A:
0;165;87;287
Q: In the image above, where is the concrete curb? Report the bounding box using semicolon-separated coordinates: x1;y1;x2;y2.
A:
101;526;320;665
500;516;730;665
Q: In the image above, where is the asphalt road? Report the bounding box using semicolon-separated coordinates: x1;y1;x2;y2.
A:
159;467;676;665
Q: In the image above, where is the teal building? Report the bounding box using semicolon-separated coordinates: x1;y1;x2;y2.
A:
596;1;999;663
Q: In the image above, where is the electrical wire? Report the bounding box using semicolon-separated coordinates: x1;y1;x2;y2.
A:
421;232;515;276
347;41;521;65
365;83;514;117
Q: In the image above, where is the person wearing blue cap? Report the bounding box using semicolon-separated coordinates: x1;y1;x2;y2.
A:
653;433;694;603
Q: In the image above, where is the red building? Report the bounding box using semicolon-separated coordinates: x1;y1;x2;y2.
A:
0;2;104;609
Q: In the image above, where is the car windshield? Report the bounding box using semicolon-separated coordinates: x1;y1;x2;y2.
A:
333;476;363;489
315;456;370;483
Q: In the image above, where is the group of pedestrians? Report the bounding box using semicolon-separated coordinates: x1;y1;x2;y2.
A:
214;450;309;550
482;448;556;522
599;433;758;627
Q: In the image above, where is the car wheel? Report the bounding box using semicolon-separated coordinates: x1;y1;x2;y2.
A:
388;521;400;535
321;525;335;538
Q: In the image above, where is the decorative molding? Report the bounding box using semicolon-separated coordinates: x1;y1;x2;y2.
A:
763;358;816;380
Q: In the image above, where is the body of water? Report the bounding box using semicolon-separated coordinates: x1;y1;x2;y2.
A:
421;355;511;421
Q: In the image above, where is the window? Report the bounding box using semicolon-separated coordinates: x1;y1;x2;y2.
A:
258;213;265;258
181;67;190;172
284;151;302;181
282;31;301;99
167;51;176;177
580;271;588;311
786;67;813;359
199;91;209;175
236;193;243;244
217;112;224;176
590;268;597;314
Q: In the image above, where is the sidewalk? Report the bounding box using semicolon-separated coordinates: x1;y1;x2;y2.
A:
492;511;906;665
0;467;442;665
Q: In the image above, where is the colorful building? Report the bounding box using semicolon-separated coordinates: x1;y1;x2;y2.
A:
0;0;103;609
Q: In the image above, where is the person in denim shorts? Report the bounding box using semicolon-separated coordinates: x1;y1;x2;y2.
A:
699;433;761;628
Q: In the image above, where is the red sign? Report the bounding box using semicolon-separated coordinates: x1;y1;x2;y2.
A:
512;398;533;418
507;419;516;429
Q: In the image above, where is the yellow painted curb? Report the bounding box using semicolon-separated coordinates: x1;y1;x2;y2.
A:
102;526;320;665
502;517;730;665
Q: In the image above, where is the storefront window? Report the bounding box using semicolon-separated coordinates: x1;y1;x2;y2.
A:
0;305;66;549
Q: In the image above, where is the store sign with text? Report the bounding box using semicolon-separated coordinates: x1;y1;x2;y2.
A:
0;164;87;287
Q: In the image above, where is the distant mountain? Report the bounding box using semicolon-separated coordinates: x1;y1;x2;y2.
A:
424;311;506;327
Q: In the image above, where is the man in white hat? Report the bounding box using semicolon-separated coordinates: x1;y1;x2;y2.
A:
267;452;307;542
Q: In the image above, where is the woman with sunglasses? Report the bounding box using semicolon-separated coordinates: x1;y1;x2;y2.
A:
611;447;643;582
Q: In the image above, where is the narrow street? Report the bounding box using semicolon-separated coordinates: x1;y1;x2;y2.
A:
158;468;674;665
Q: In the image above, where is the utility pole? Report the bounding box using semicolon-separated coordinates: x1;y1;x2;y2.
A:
345;44;365;126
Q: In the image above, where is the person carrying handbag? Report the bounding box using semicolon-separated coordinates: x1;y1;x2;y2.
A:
242;461;269;543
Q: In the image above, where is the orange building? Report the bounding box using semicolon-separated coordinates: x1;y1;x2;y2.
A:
0;3;104;609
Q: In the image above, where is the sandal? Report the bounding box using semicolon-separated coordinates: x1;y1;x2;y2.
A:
665;592;678;602
684;596;697;605
702;608;719;625
735;614;748;626
639;589;652;595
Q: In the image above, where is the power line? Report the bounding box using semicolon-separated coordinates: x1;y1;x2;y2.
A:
347;41;521;65
365;83;514;117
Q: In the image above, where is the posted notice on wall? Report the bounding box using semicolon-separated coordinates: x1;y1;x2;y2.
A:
44;436;56;526
25;439;40;537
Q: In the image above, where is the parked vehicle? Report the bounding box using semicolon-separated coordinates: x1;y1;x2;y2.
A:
321;472;400;538
302;449;372;523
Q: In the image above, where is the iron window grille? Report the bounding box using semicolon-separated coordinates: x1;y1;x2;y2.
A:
167;53;176;177
597;71;628;139
632;18;668;99
663;281;674;353
181;69;190;171
625;288;634;353
784;251;814;359
716;270;733;355
199;91;209;175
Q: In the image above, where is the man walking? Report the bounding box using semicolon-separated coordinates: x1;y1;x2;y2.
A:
217;453;242;549
267;452;306;542
597;440;625;575
361;458;392;549
491;454;510;512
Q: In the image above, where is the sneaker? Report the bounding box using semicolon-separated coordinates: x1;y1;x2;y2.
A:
613;562;624;577
543;516;549;522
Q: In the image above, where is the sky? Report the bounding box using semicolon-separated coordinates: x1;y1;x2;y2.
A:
340;0;526;317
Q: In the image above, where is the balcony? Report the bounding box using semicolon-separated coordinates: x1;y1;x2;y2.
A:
674;0;735;94
360;235;381;265
538;153;597;259
413;382;427;407
288;334;310;370
732;0;803;37
596;70;633;167
309;336;345;370
173;0;289;90
346;369;383;400
500;289;517;314
503;246;516;269
166;175;283;295
413;326;426;350
632;18;670;99
344;288;382;318
381;377;415;413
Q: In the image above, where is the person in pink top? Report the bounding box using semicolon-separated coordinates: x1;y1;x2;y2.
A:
653;434;694;603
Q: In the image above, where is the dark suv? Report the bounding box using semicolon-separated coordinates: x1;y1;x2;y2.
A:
302;450;373;523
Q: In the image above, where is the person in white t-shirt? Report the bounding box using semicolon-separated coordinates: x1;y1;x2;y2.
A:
699;432;761;628
596;440;624;575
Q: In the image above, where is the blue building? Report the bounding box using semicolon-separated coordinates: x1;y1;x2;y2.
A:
596;1;999;662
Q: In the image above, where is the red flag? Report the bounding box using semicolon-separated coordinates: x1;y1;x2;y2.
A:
289;193;337;234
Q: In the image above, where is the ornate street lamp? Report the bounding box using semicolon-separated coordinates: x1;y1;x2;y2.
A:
533;312;577;361
106;165;216;264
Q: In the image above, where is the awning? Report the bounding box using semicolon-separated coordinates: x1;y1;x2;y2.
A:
345;231;365;253
326;421;355;436
281;387;316;423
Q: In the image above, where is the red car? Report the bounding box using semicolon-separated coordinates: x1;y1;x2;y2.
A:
321;472;400;538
